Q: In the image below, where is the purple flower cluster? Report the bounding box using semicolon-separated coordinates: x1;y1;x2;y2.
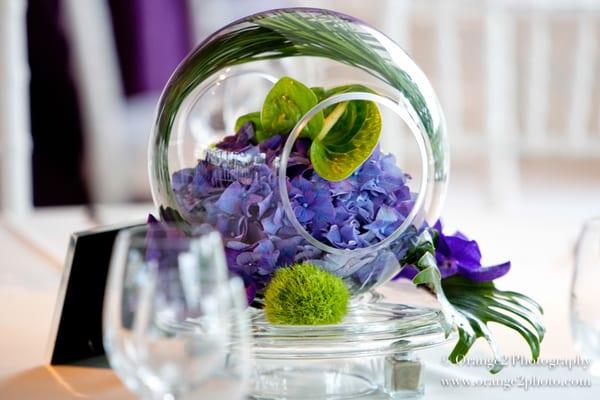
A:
397;220;511;282
323;151;414;249
170;123;416;297
286;148;415;251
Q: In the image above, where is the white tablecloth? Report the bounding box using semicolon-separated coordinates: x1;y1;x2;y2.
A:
1;203;599;399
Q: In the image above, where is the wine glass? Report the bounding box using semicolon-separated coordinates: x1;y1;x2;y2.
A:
571;217;600;376
103;225;252;399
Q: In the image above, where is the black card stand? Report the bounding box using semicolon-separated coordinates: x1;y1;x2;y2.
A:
48;222;143;365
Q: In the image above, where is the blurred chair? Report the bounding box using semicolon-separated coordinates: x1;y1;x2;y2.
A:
406;1;600;208
0;0;32;214
61;0;136;203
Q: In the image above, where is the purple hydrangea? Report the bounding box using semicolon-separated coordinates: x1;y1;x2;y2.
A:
169;123;418;301
289;176;336;236
363;206;404;241
235;239;280;277
216;122;255;152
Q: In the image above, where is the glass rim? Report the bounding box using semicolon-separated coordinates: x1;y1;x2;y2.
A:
582;217;600;228
277;90;431;256
117;223;221;248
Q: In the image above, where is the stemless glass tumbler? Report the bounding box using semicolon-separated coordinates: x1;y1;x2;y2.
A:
571;217;600;376
103;226;252;399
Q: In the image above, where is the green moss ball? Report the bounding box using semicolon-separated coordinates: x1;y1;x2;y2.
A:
264;263;349;325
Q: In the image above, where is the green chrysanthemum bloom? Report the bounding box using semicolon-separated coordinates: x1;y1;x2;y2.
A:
264;263;349;325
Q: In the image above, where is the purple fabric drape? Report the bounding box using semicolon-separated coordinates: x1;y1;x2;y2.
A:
108;0;193;96
27;0;90;206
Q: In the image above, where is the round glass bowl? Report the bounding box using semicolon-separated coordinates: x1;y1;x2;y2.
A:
148;8;449;299
250;299;448;399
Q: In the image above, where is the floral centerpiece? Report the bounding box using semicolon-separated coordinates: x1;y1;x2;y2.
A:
147;8;543;378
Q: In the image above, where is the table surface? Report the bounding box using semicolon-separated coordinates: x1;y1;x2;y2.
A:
1;202;599;399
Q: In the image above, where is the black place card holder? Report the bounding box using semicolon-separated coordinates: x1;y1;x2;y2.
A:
47;222;143;365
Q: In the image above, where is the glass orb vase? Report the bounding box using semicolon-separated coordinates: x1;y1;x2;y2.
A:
149;8;450;399
149;8;449;297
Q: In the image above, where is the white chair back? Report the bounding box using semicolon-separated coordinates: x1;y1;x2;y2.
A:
0;0;32;214
62;0;130;203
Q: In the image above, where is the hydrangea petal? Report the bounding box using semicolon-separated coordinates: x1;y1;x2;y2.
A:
216;182;243;214
172;168;194;191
